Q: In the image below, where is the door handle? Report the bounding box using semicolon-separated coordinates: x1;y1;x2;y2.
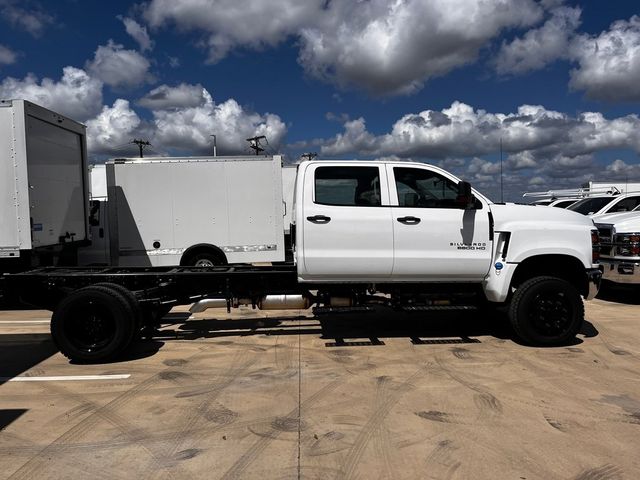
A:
307;215;331;224
397;216;421;225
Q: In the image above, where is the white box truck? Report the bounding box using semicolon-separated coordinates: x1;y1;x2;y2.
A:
0;99;89;271
105;155;286;267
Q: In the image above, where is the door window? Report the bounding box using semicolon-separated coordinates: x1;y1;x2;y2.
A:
314;166;381;206
611;196;640;212
394;167;461;208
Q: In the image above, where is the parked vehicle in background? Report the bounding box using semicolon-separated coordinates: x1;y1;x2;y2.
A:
567;192;640;217
594;210;640;285
0;99;90;272
548;198;580;208
523;187;619;208
584;181;640;195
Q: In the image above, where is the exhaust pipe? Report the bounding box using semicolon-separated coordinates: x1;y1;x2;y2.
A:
190;298;227;313
258;294;311;310
190;294;313;313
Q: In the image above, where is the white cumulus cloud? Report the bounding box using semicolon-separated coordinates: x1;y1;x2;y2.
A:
314;101;640;200
138;83;207;110
0;0;54;37
604;159;640;180
121;16;154;52
144;0;323;63
86;40;153;89
0;44;16;66
142;0;543;96
495;6;581;75
0;66;103;120
151;88;287;155
298;0;542;95
86;99;143;155
321;101;640;160
569;16;640;101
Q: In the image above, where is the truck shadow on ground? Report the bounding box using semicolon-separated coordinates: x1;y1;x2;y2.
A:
596;282;640;305
0;333;58;384
163;309;597;348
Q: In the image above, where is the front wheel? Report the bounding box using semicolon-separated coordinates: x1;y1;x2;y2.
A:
508;276;584;346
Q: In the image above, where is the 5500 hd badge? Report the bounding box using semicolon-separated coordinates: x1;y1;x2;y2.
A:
450;242;487;251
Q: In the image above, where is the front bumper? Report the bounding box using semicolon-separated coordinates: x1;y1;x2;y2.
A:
600;259;640;285
585;268;602;300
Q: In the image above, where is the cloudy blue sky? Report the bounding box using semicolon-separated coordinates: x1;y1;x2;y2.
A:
0;0;639;200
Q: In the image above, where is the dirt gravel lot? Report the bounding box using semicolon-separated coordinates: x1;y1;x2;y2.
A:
0;287;639;480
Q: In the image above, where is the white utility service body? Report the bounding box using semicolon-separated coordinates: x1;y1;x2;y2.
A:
0;99;89;265
79;161;298;266
106;155;286;267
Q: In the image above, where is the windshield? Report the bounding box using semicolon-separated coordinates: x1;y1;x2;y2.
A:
567;197;616;215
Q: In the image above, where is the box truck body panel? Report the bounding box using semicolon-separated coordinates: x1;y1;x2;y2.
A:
107;156;285;266
0;100;88;260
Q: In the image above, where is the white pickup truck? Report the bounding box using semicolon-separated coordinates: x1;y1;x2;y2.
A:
3;159;602;361
593;209;640;285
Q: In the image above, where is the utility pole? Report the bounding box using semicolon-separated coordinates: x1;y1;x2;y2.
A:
300;152;317;161
246;135;267;155
210;134;217;157
132;139;151;158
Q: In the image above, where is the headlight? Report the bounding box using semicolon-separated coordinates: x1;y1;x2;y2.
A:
591;229;600;262
614;232;640;257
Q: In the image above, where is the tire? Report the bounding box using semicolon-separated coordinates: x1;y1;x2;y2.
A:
51;286;136;362
93;282;143;343
184;251;225;267
508;276;584;346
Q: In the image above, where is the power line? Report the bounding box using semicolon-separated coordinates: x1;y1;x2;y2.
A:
300;152;317;161
132;138;151;158
246;135;267;155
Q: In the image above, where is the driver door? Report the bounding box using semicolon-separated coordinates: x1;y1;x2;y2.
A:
386;165;492;281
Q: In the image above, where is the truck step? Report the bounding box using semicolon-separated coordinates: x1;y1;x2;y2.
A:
400;305;478;312
313;306;376;316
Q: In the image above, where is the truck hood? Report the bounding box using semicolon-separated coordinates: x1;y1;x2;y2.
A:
592;210;640;225
593;211;640;232
489;203;594;230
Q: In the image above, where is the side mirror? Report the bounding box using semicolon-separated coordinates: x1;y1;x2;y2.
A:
456;181;475;209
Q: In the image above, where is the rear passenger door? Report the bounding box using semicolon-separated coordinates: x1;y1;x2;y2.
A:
300;164;393;280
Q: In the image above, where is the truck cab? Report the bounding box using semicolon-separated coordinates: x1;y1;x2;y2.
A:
295;161;491;282
294;160;600;307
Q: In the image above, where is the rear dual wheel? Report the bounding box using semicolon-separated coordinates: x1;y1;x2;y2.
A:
51;285;139;362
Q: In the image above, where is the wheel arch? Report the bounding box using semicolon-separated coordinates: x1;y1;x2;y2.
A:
179;243;228;266
511;254;589;298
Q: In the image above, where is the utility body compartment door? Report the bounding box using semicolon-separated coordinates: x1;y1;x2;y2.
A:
299;163;393;281
387;164;492;281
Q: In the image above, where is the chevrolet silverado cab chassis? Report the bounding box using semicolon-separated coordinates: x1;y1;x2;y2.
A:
2;160;602;362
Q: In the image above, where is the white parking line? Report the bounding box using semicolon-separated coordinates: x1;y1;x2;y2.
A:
0;320;50;324
2;374;131;382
